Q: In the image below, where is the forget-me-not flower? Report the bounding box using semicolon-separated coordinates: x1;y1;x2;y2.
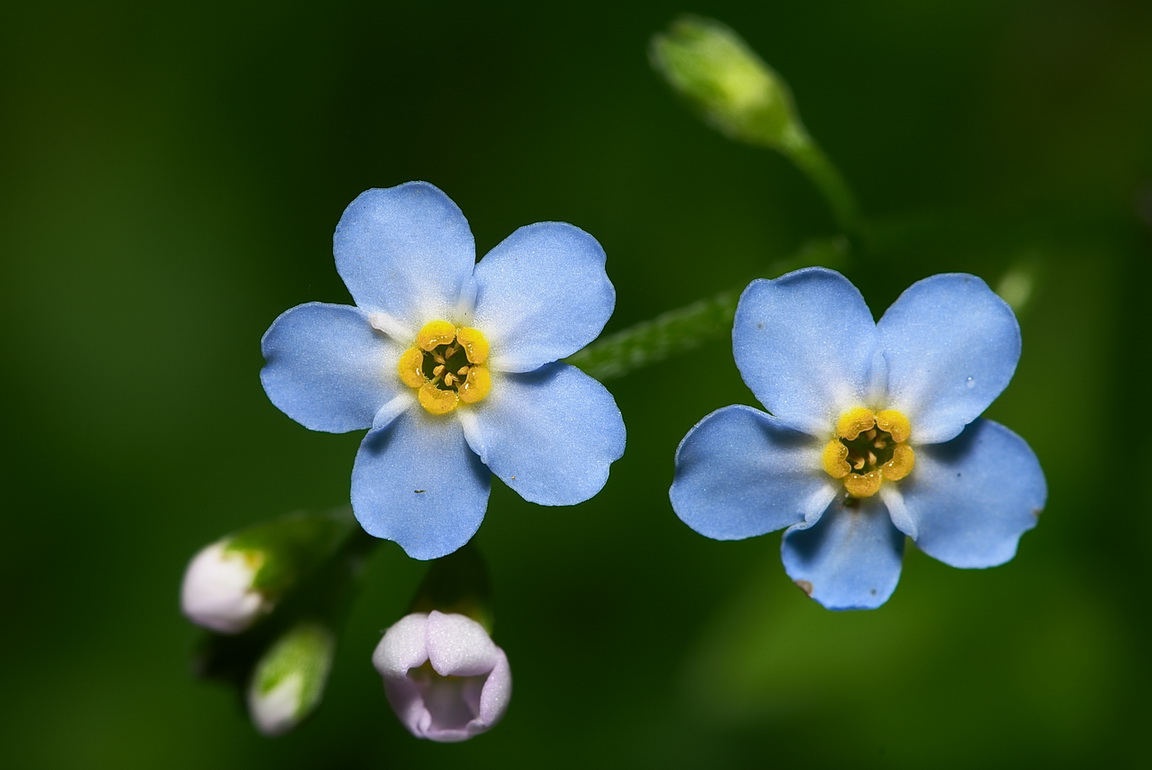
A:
261;182;625;560
670;268;1045;610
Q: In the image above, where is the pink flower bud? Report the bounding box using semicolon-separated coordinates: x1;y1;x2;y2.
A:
180;542;268;633
372;611;511;742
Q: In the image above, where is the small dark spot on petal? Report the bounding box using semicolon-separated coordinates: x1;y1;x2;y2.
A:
956;472;962;477
795;580;814;596
756;322;764;329
870;588;877;596
414;489;425;494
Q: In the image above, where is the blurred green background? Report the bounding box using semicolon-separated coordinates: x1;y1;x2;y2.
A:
3;0;1150;767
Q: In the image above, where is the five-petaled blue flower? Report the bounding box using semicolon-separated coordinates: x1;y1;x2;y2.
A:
261;182;626;560
670;267;1045;610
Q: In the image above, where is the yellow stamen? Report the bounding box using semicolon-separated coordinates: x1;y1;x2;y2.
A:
456;327;489;365
836;407;876;440
417;320;457;351
875;409;911;443
418;382;458;415
843;471;882;498
397;347;425;389
882;444;915;481
458;366;491;404
822;439;850;479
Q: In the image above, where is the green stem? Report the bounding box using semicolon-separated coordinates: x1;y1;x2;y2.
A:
567;237;848;382
566;289;741;382
780;128;860;235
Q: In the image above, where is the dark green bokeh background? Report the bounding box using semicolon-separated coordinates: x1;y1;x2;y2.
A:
3;1;1150;767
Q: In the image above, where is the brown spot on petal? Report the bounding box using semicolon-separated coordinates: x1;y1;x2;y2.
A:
795;580;814;596
1032;507;1043;518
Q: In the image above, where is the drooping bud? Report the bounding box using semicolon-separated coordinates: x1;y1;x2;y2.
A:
247;620;335;736
650;15;805;150
407;542;494;630
650;16;859;233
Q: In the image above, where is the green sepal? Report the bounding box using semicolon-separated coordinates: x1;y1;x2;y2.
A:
409;543;495;633
223;508;356;599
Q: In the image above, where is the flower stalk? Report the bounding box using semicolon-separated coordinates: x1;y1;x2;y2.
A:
650;15;860;234
566;237;847;381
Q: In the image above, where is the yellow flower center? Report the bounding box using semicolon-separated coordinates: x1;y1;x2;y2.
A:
821;407;915;498
398;320;492;415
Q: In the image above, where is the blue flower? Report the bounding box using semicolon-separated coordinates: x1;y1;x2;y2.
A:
670;267;1045;610
261;182;626;560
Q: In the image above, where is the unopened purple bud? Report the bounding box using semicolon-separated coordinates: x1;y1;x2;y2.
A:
372;611;511;742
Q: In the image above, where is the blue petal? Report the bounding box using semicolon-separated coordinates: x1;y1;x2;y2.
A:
352;410;491;560
781;497;905;610
261;302;401;432
462;363;624;505
733;268;883;436
333;182;476;327
471;223;614;373
877;273;1021;444
671;405;835;540
891;418;1044;568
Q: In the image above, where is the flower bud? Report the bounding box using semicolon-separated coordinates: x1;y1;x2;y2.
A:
181;510;355;634
650;15;805;150
247;620;335;737
372;611;511;742
181;541;269;633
